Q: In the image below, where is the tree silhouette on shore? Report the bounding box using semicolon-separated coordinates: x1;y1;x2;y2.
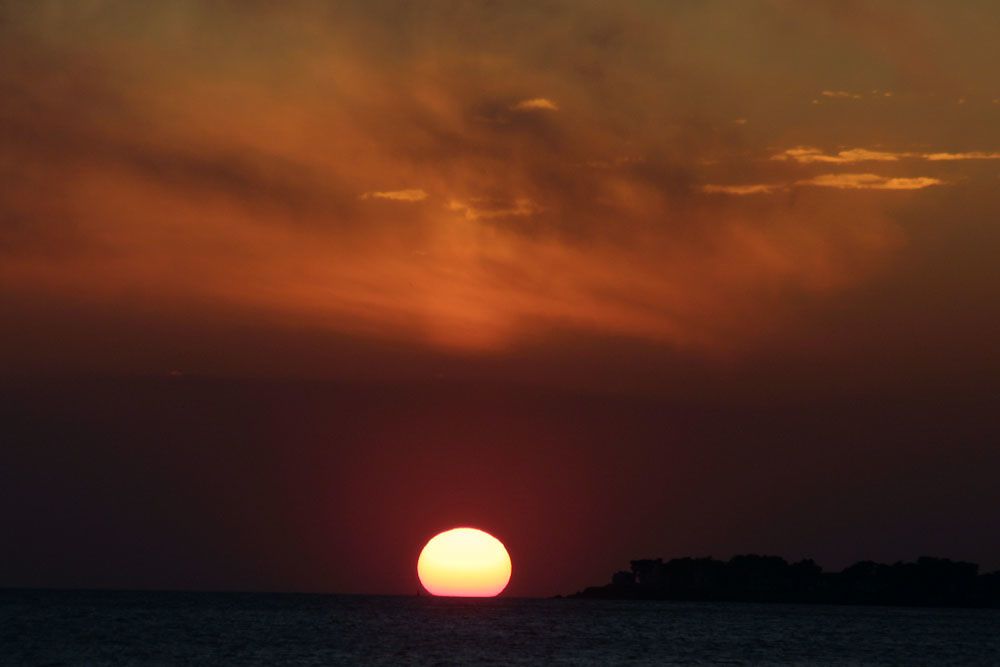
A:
569;555;1000;608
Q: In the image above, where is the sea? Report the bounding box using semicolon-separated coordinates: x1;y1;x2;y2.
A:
2;590;999;665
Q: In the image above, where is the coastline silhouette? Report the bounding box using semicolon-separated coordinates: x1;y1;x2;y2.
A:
567;555;1000;608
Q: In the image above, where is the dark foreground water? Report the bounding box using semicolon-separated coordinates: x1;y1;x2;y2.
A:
2;590;999;665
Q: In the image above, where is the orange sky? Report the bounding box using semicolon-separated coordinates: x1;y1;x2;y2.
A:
4;0;998;367
2;1;999;596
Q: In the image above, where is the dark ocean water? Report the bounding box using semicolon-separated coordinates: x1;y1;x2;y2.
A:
2;590;999;665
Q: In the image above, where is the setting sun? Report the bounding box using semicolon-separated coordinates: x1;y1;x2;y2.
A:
417;528;512;597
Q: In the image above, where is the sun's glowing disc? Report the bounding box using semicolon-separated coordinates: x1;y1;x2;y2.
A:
417;527;512;597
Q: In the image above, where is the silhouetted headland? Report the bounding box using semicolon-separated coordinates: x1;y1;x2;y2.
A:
567;555;1000;608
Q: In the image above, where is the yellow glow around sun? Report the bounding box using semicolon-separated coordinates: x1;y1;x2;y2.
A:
417;527;512;597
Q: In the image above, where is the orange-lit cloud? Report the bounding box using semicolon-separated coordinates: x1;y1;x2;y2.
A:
773;147;1000;164
700;184;784;195
511;98;559;112
445;198;542;221
0;0;992;363
703;174;943;194
923;151;1000;161
796;173;943;190
361;189;430;202
772;147;904;163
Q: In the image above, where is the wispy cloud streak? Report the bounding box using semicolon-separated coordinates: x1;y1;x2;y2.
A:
361;189;429;202
511;98;559;111
796;173;943;190
700;184;784;195
773;147;1000;164
923;152;1000;161
772;147;903;164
